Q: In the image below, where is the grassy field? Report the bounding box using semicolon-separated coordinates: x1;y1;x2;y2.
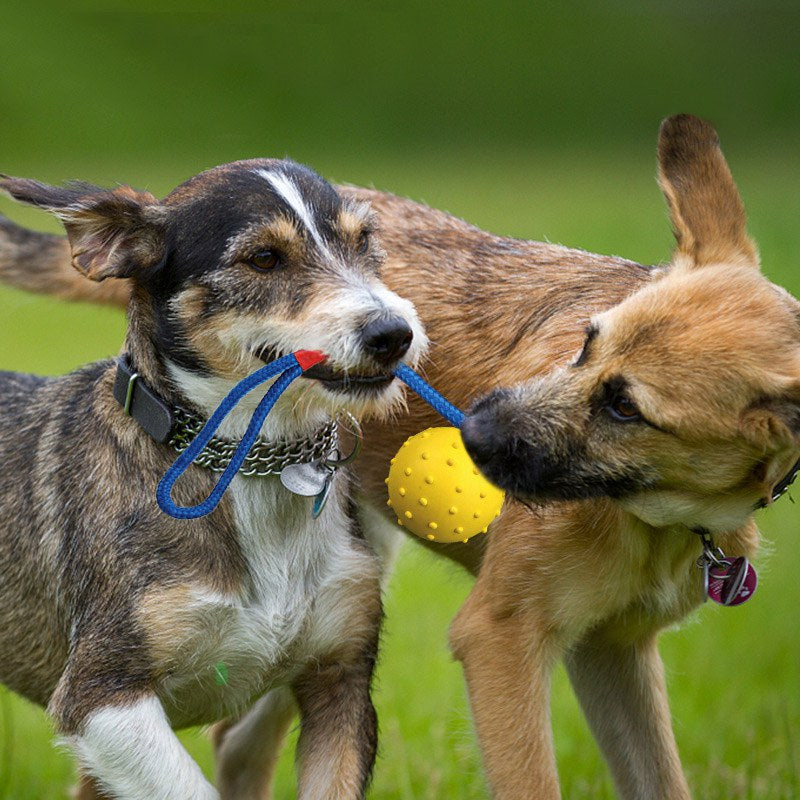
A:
1;145;799;799
1;3;799;796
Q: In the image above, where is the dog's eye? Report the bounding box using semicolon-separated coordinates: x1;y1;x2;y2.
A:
608;395;641;422
357;230;370;254
247;250;282;272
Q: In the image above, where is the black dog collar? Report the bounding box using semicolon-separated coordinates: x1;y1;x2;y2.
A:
113;355;174;442
112;355;341;477
756;458;800;509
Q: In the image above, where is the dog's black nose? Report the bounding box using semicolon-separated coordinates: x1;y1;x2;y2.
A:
461;394;535;496
461;409;501;469
362;316;413;366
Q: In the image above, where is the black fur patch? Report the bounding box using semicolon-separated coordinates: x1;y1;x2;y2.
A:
573;324;598;367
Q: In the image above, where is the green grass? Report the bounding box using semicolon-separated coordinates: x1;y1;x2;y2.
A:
1;4;799;796
1;149;799;798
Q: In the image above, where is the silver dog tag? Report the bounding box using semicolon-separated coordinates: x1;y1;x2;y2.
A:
280;462;329;496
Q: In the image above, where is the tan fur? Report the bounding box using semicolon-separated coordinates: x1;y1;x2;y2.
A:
1;116;794;798
222;216;307;267
267;215;300;244
293;663;376;800
174;288;250;377
336;204;373;255
337;205;371;237
657;114;758;269
73;774;113;800
136;584;198;671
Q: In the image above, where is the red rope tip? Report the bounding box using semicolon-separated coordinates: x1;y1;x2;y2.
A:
295;350;327;371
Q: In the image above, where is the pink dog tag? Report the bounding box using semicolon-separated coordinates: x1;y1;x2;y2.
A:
706;557;758;606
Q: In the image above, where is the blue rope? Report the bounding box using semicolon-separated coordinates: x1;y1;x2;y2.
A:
393;363;465;427
156;353;465;520
157;353;302;518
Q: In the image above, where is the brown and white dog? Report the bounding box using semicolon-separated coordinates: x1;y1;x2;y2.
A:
2;116;797;799
0;160;426;799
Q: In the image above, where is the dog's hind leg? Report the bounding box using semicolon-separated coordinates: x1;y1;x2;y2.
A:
565;629;691;800
212;686;297;800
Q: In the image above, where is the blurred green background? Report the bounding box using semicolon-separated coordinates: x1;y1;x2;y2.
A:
1;3;799;798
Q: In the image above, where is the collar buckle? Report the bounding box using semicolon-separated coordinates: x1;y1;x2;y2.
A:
113;356;174;442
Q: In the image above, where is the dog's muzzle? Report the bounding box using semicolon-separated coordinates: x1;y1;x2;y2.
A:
300;315;414;394
462;390;655;503
460;395;550;497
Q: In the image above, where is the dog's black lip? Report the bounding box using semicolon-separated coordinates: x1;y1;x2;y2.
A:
302;362;395;393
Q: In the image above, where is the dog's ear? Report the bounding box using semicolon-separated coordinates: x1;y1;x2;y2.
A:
658;114;758;270
744;396;800;447
741;388;800;503
0;176;166;281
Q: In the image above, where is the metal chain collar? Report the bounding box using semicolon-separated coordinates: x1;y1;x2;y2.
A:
168;406;340;477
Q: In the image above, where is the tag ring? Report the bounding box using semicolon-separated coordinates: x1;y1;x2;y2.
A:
324;412;363;468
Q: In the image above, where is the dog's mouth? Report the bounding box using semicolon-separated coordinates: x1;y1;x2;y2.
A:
255;346;395;394
301;362;395;393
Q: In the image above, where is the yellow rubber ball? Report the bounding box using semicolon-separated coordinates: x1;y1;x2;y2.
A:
385;427;505;543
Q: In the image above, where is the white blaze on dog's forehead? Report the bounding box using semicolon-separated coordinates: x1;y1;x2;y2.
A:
255;168;333;260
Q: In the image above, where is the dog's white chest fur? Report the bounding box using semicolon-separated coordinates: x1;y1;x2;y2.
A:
158;474;374;727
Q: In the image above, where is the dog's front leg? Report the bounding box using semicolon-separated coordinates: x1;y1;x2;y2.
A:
213;685;297;800
450;588;563;799
291;660;377;800
58;692;218;800
565;629;691;800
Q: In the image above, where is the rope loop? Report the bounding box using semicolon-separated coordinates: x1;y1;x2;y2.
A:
157;352;315;518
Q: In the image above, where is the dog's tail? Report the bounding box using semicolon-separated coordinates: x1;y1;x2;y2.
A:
0;214;129;306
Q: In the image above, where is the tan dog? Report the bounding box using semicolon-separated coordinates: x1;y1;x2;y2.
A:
2;115;796;799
